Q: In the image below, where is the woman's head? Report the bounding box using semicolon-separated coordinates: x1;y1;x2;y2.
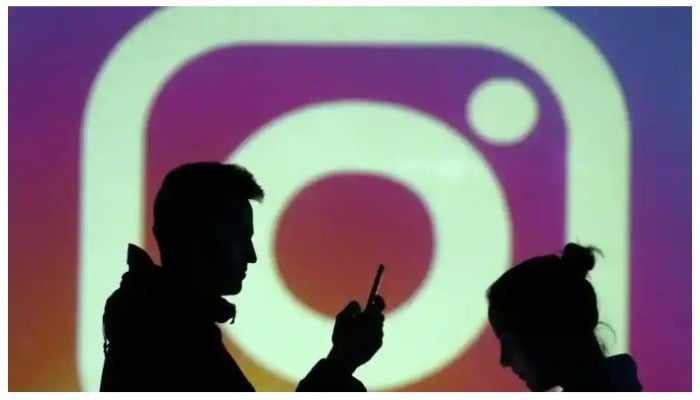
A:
487;243;604;391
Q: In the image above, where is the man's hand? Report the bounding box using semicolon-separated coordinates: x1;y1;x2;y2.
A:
327;296;386;374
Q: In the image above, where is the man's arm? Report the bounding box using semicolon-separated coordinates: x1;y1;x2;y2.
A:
296;357;366;392
296;297;385;392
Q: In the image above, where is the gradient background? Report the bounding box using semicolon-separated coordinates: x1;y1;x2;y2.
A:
8;7;691;391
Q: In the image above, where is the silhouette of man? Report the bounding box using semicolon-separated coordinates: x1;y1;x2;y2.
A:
100;162;385;391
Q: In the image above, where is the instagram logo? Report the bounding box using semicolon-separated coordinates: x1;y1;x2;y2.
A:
78;8;630;391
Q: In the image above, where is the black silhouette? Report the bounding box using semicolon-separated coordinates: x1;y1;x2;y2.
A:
100;162;385;391
487;243;642;391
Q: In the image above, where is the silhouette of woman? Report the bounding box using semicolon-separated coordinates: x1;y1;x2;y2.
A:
487;243;642;391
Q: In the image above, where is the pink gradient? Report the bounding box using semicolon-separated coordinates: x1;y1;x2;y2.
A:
9;7;691;392
274;174;434;316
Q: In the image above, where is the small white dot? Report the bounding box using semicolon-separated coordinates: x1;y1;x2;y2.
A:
467;78;539;145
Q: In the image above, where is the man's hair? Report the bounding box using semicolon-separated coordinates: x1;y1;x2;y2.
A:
153;162;264;249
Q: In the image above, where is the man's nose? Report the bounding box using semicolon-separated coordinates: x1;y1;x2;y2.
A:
248;243;257;264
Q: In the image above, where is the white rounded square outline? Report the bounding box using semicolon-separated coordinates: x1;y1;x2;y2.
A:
78;7;630;391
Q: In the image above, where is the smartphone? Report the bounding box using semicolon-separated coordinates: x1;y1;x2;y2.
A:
365;264;385;310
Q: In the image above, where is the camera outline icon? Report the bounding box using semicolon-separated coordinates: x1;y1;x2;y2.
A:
78;7;630;391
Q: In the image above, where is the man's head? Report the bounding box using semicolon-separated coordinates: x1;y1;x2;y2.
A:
153;162;263;296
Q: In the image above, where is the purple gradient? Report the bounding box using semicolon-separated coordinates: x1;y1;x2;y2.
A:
555;7;692;391
8;6;691;391
8;6;158;391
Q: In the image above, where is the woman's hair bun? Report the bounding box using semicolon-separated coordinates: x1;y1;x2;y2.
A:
561;243;600;278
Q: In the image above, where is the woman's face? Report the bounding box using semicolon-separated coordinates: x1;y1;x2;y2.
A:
499;332;541;390
493;328;561;391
